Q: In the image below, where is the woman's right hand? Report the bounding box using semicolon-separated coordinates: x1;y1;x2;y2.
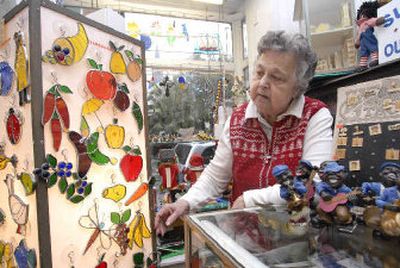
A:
155;199;190;236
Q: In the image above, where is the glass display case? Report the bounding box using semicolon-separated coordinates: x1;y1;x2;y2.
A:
294;0;358;72
184;206;399;267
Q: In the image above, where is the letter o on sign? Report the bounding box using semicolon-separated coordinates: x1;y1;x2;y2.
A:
385;43;394;57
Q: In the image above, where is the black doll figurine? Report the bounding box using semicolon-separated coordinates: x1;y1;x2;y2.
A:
376;162;400;211
361;162;398;206
294;159;318;203
273;164;307;212
363;162;400;237
355;1;386;71
315;162;356;225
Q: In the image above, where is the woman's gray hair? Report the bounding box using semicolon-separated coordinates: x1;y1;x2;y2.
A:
257;31;318;94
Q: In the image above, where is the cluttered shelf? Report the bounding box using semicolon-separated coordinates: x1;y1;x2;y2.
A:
308;57;400;100
311;26;354;51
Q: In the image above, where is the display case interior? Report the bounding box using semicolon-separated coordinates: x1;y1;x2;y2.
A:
185;206;400;268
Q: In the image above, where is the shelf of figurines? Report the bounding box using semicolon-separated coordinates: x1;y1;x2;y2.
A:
184;159;400;266
309;57;400;94
272;160;400;239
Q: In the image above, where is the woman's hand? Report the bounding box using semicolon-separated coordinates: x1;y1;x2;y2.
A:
155;199;190;236
231;195;245;209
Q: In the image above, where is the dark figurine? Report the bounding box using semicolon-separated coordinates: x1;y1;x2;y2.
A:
361;162;397;205
273;164;307;212
375;162;400;210
294;159;317;203
355;1;386;71
375;162;400;236
362;162;400;237
315;162;356;225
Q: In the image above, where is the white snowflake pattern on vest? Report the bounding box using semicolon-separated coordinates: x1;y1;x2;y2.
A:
296;139;302;149
243;142;249;151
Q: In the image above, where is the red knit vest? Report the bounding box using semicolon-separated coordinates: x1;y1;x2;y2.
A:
230;97;327;201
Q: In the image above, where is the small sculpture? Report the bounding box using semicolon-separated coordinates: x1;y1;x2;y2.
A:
360;162;397;206
183;154;205;186
271;165;310;236
315;162;357;226
294;160;318;203
273;165;307;212
158;149;180;203
375;162;400;236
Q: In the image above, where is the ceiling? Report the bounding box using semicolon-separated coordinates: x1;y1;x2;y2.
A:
64;0;245;22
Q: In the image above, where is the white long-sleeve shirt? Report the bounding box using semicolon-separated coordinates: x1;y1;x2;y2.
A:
180;95;333;210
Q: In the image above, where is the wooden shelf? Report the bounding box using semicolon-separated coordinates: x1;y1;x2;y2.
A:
311;26;353;52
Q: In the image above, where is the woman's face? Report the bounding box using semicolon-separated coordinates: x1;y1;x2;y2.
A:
249;50;298;123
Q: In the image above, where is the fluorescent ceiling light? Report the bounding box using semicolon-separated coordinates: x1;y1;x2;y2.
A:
192;0;224;5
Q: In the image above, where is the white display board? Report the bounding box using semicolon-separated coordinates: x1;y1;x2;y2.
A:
40;6;153;267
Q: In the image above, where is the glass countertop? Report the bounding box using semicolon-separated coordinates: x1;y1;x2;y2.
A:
188;206;399;267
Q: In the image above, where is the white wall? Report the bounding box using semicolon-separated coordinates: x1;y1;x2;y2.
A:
244;0;300;76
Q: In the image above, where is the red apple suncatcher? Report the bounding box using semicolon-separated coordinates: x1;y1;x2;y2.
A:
120;145;143;182
86;58;117;100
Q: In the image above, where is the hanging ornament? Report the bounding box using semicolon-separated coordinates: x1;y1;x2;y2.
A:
18;172;36;196
86;58;117;100
79;202;113;254
127;21;140;39
42;23;89;65
150;20;161;36
131;101;143;134
0;61;14;96
159;76;174;97
14;239;37;268
166;22;176;46
95;253;107;268
42;82;72;151
213;79;223;124
127;210;151;249
133;252;144;268
33;152;93;204
14;31;30;106
0;208;5;225
80;116;90;138
110;209;131;255
181;23;189;42
6;107;23;144
125;177;149;206
0;143;17;170
82;98;105;130
68;131;92;178
109;41;126;74
87;132;111;165
5;174;29;235
178;76;186;90
18;160;37;196
113;83;130;112
103;184;127;203
124;50;142;82
105;119;125;149
120;145;143;182
0;241;15;268
140;34;152;50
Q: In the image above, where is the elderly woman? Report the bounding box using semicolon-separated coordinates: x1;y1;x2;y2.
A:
155;31;333;235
